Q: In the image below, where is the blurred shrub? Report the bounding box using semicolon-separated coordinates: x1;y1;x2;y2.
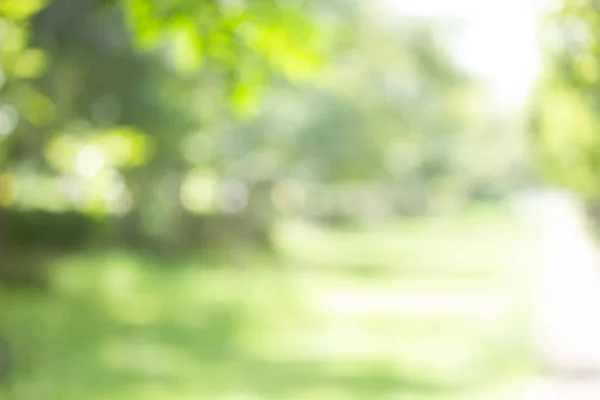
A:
0;209;104;287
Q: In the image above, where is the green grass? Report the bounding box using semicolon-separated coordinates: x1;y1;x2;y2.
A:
0;206;539;399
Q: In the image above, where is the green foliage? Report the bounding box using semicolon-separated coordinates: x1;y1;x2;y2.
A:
0;0;47;20
3;210;101;249
0;0;530;259
532;0;600;201
122;0;335;117
0;0;50;167
0;209;104;287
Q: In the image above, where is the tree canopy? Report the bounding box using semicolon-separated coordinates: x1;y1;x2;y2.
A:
532;0;600;202
0;0;530;258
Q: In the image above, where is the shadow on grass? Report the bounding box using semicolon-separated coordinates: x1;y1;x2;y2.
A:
1;287;476;399
0;241;533;399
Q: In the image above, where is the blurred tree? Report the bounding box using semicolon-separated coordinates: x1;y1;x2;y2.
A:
0;0;342;262
121;0;339;118
0;0;54;286
0;0;529;282
0;0;50;168
532;0;600;212
243;7;504;220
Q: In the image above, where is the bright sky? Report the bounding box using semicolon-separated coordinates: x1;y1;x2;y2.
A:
389;0;555;112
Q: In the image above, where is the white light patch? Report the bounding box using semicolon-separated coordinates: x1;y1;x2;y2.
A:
387;0;550;111
75;145;106;178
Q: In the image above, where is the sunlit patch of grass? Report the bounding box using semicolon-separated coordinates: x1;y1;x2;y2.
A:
0;207;538;399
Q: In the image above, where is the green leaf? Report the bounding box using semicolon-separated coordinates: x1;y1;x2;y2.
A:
0;0;48;20
169;21;204;76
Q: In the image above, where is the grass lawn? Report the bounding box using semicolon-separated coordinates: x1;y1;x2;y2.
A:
0;206;540;399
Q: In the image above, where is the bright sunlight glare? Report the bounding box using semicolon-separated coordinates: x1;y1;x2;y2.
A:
389;0;555;111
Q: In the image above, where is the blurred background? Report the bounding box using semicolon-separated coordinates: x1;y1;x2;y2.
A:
0;0;599;398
